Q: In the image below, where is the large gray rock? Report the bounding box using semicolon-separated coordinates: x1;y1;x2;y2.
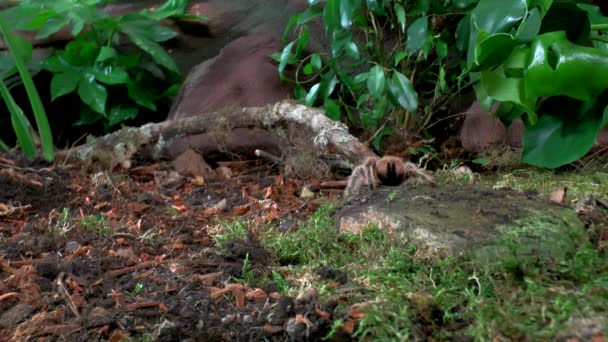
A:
335;185;586;262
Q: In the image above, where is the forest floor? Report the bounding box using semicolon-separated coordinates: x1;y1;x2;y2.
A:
1;152;608;341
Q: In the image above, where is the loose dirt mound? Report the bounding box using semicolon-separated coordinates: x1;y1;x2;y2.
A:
0;155;339;341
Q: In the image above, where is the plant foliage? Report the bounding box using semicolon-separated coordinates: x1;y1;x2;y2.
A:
463;0;608;168
281;0;608;168
277;0;464;150
0;13;53;160
1;0;202;135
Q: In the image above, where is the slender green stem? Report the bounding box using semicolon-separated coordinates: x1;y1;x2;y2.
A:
591;24;608;31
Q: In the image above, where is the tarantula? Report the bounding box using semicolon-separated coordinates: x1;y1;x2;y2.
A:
343;156;434;197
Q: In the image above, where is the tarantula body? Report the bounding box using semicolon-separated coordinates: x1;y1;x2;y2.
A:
375;156;405;186
344;156;434;197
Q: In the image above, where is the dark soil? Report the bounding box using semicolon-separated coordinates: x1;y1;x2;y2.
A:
0;154;344;341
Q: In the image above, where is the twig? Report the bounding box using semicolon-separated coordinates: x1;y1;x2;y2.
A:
254;149;283;165
57;272;83;321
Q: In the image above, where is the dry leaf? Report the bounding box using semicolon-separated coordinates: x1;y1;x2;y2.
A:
549;187;567;205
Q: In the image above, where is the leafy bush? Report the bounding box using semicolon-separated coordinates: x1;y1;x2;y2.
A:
281;0;608;168
277;0;466;149
464;0;608;168
1;0;202;136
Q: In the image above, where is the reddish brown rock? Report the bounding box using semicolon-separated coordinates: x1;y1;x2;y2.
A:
169;33;292;119
506;118;525;148
173;148;216;178
459;102;506;153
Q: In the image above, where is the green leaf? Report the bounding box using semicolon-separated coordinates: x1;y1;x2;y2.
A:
107;106;138;127
406;16;429;56
119;16;179;73
339;0;356;29
0;14;53;160
139;0;189;20
303;63;313;75
371;127;392;151
36;15;69;39
0;81;35;156
296;27;309;57
127;79;157;110
435;40;448;59
50;72;79;100
320;72;338;100
344;41;360;59
525;31;608;102
278;41;295;74
311;53;322;71
324;0;341;32
78;75;107;114
394;3;406;32
522;94;607;168
92;65;129;85
578;3;608;25
473;32;520;71
394;51;407;66
96;46;117;62
517;6;541;42
305;83;321;106
387;71;418;112
353;72;368;84
324;98;341;120
539;1;590;45
467;0;527;67
367;65;385;99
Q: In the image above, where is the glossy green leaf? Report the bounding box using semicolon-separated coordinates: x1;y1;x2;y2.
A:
324;98;341;120
93;65;129;85
467;0;527;66
78;75;107;114
394;51;407;66
539;1;590;45
517;7;541;42
303;63;313;75
320;72;338;100
525;31;608;101
367;65;385;99
50;71;79;100
36;15;69;39
119;16;179;73
473;32;519;71
387;71;418;112
108;106;138;127
522;94;607;168
127;79;157;110
339;0;355;29
578;4;608;25
353;72;368;84
311;53;322;71
324;0;340;32
394;3;406;32
344;41;360;59
305;82;321;106
435;40;448;59
96;46;117;62
455;15;470;51
278;41;295;74
406;16;429;56
296;27;309;57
